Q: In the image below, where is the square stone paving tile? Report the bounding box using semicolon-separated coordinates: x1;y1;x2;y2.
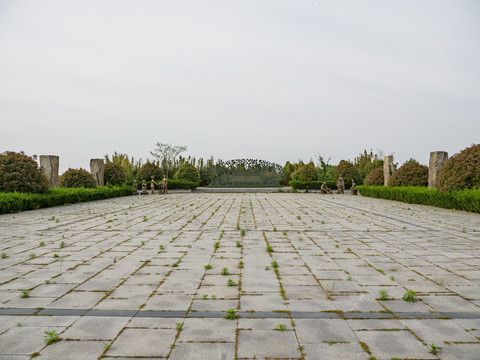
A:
46;291;105;309
197;285;239;299
0;326;62;355
331;294;384;312
143;293;193;311
36;340;105;359
237;329;301;359
437;343;480;360
303;342;370;360
169;342;235;360
29;284;76;298
238;318;293;330
421;295;480;312
127;317;184;329
379;299;434;313
401;319;479;344
0;316;27;334
61;316;130;340
346;319;407;330
240;294;287;311
355;329;436;359
294;319;358;343
177;318;236;342
21;315;79;327
4;296;56;309
190;298;238;312
106;328;176;357
287;298;337;312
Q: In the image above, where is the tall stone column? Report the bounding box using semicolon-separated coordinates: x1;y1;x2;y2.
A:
428;151;448;188
90;159;105;186
383;155;394;186
39;155;59;187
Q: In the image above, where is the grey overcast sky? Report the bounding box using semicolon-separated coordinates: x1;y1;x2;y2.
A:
1;0;479;173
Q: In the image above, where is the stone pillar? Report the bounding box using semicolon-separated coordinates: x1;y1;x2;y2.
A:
428;151;448;188
383;156;394;186
39;155;59;187
90;159;105;186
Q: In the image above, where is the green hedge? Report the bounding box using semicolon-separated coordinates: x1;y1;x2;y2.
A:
167;179;198;190
0;185;134;214
289;180;337;191
357;185;480;213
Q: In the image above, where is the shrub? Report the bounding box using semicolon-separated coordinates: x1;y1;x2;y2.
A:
438;144;480;191
291;163;317;182
357;185;480;213
174;163;201;183
364;167;384;186
0;185;134;214
333;160;360;188
136;162;163;186
104;163;127;186
59;168;97;188
0;151;49;194
388;161;428;187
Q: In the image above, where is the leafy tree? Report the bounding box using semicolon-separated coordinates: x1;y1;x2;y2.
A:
353;150;384;181
104;163;127;185
104;152;143;180
0;151;49;193
333;160;360;187
315;154;335;181
174;163;201;183
291;162;317;181
150;143;187;178
136;162;163;186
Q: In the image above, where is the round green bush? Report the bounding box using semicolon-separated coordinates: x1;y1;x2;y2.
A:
0;151;49;193
389;161;428;187
174;163;201;183
438;144;480;191
364;167;384;186
291;163;317;182
333;160;360;187
136;162;163;184
59;168;97;188
104;163;127;186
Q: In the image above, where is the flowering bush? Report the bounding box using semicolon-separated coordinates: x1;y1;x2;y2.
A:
438;144;480;191
0;151;49;193
389;161;428;187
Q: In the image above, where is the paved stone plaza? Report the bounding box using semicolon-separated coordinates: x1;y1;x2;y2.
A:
1;193;480;359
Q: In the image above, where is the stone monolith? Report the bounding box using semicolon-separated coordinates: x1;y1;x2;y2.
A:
39;155;59;187
428;151;448;188
383;156;394;186
90;159;105;186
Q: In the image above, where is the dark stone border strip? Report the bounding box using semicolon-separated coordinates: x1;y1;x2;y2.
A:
38;309;88;316
2;308;480;319
342;312;393;319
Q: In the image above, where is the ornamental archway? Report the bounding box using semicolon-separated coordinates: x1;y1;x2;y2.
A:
207;159;282;187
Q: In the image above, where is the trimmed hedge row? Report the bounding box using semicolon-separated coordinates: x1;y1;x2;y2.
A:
167;179;198;190
0;185;134;214
289;180;337;191
357;185;480;213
